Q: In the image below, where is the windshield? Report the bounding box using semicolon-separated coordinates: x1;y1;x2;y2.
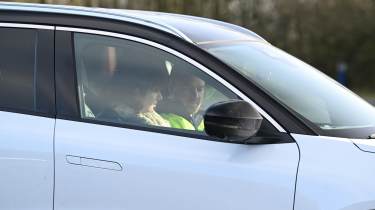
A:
202;41;375;137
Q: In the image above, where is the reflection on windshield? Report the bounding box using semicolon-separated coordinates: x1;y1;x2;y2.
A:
202;41;375;130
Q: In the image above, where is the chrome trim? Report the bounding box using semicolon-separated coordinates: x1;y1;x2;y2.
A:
0;22;54;30
56;26;286;132
0;3;187;40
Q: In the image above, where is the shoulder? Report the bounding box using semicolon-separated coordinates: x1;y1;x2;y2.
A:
160;113;195;130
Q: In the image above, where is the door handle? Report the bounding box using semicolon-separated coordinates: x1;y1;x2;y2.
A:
66;155;123;171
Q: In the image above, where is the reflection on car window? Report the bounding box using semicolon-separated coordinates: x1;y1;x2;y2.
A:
204;41;375;130
74;33;237;134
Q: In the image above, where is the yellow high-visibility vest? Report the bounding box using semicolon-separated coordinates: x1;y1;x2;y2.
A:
161;113;204;131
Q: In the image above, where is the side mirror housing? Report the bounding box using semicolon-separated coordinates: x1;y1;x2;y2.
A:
204;100;263;142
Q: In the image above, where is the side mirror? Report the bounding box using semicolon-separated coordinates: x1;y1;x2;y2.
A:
204;100;263;142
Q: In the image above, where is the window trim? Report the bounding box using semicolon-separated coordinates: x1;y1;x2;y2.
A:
57;26;286;133
0;22;54;30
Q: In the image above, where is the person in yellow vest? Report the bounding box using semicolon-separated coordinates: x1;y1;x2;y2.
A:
158;70;205;131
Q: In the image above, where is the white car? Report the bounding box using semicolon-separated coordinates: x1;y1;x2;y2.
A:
0;2;375;210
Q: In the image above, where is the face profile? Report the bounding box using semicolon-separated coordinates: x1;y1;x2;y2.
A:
172;75;205;115
138;88;163;113
98;56;170;127
157;70;206;131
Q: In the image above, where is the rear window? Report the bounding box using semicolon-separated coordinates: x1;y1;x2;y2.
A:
0;28;38;112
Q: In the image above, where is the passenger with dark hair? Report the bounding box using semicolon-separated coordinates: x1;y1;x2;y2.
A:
96;60;170;127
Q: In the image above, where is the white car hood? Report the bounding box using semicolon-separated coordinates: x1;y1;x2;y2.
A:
352;139;375;153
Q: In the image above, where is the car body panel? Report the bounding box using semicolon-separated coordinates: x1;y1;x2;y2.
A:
0;111;54;210
0;2;373;210
55;119;299;210
293;134;375;210
105;9;265;44
352;139;375;153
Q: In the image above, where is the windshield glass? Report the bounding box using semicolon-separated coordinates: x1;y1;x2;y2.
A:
202;41;375;134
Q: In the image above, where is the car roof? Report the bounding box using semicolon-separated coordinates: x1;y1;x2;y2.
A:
0;2;267;44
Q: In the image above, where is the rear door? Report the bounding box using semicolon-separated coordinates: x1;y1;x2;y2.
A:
54;27;299;210
0;23;55;210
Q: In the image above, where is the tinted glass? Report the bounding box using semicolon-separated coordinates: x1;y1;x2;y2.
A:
74;33;239;134
0;28;37;112
203;41;375;137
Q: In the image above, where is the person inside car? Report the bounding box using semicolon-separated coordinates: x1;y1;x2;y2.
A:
96;60;170;128
158;69;205;131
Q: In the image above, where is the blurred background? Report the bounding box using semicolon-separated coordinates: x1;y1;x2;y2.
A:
3;0;375;104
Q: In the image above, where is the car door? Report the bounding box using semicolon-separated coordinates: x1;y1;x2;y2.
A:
53;27;299;210
0;23;55;210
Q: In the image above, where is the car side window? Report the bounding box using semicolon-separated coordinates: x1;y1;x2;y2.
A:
74;32;244;134
0;27;39;112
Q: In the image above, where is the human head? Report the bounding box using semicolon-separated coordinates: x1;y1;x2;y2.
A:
109;61;167;114
136;87;163;113
169;70;205;115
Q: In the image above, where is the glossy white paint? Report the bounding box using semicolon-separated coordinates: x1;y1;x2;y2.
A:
1;3;374;209
293;134;375;210
54;120;299;210
0;111;54;210
352;139;375;153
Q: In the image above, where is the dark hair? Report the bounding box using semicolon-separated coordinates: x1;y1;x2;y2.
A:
109;58;168;95
169;67;199;87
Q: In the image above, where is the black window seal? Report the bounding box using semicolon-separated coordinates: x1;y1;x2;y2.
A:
58;115;294;144
0;107;54;119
